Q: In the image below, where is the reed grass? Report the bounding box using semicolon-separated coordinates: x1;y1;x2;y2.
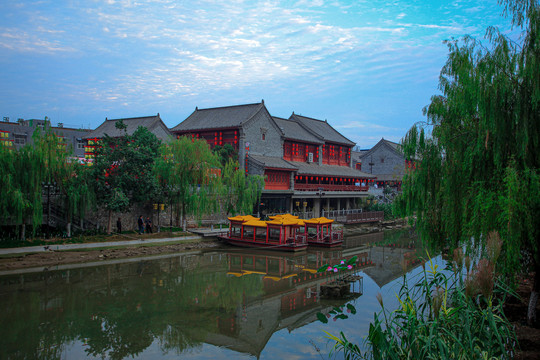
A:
325;253;517;360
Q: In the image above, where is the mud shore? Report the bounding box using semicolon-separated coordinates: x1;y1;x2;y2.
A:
0;238;220;272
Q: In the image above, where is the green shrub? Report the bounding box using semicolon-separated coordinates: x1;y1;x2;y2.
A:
325;255;517;360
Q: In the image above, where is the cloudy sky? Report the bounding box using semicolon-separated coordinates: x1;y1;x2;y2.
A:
0;0;516;148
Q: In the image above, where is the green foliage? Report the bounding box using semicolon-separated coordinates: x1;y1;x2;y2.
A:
0;126;90;238
212;144;238;166
154;136;221;221
396;1;540;274
325;256;517;360
90;124;161;214
219;158;265;216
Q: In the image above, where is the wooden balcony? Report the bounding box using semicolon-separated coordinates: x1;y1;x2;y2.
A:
294;183;369;192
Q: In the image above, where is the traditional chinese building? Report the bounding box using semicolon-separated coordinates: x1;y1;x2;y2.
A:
82;114;172;162
171;101;376;216
352;138;405;188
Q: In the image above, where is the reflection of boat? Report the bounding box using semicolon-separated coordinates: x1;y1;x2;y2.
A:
219;214;343;251
226;250;372;284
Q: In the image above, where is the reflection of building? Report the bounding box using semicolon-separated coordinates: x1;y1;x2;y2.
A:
209;250;369;357
0;233;422;360
171;101;375;216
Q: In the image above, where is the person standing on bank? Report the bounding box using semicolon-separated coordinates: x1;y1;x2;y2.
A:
138;216;144;234
117;217;122;233
145;217;153;233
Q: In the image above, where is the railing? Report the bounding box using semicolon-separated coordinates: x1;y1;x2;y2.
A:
323;209;363;218
295;234;307;244
342;211;384;224
294;184;369;192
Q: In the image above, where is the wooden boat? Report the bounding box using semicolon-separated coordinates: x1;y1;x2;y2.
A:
219;214;343;251
219;214;308;252
303;217;343;248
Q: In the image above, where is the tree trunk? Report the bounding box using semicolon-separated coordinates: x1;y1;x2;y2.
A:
20;223;26;241
107;209;112;234
527;263;539;326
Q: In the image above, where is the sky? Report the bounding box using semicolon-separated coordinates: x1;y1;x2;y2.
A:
0;0;517;148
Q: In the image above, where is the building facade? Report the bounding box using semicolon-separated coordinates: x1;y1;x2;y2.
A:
82;114;172;162
171;101;376;216
0;118;90;159
352;138;405;188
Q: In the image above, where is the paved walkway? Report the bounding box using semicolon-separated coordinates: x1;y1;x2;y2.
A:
0;234;203;256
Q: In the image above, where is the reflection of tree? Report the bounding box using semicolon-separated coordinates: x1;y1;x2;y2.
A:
0;256;264;359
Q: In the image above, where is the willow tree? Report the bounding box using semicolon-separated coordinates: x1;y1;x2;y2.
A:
219;158;265;216
154;136;221;228
397;0;539;324
0;126;75;240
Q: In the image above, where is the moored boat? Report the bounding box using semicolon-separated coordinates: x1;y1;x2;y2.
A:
219;214;308;252
303;217;343;247
219;214;343;251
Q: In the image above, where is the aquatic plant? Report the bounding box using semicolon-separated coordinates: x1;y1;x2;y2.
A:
322;253;517;360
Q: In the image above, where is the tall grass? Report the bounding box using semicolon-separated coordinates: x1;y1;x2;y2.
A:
325;247;517;360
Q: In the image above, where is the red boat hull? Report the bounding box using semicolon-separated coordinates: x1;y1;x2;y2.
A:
307;240;343;248
219;236;308;252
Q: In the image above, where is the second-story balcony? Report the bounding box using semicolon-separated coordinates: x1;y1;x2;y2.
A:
294;183;369;192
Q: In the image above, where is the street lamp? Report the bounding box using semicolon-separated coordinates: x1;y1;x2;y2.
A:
317;187;325;217
42;181;57;238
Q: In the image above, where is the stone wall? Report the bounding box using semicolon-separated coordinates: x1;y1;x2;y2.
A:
243;110;283;158
362;143;404;178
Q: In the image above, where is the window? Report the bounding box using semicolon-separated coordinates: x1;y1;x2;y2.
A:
14;134;26;145
77;140;85;149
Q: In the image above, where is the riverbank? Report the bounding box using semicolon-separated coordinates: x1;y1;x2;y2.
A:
504;273;540;359
0;232;221;272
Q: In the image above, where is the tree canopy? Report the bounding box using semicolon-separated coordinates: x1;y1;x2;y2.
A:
154;136;222;226
90;121;161;232
397;0;539;322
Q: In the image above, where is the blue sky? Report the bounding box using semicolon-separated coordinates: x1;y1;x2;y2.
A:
0;0;516;148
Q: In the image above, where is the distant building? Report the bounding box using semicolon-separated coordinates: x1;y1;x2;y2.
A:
82;114;172;162
171;101;376;215
0;118;91;159
352;138;405;188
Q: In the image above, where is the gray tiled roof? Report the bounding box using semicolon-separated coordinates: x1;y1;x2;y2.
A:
359;138;402;160
288;161;375;178
83;115;172;141
249;154;299;170
171;102;265;132
290;114;355;146
272;117;323;144
373;173;403;181
351;150;369;162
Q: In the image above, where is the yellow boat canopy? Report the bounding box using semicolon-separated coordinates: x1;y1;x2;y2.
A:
266;218;304;226
228;215;260;222
304;217;334;225
242;219;268;227
268;214;299;220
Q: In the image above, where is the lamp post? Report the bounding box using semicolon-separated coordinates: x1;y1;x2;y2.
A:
317;187;325;217
42;181;57;238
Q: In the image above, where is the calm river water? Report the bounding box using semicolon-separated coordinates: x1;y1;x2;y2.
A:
0;229;443;359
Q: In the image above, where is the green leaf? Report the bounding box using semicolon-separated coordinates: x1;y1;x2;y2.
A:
316;312;328;324
347;256;358;265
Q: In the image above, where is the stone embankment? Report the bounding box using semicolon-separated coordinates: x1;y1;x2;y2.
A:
341;218;409;236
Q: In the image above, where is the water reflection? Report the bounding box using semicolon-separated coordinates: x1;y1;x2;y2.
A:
0;229;423;359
